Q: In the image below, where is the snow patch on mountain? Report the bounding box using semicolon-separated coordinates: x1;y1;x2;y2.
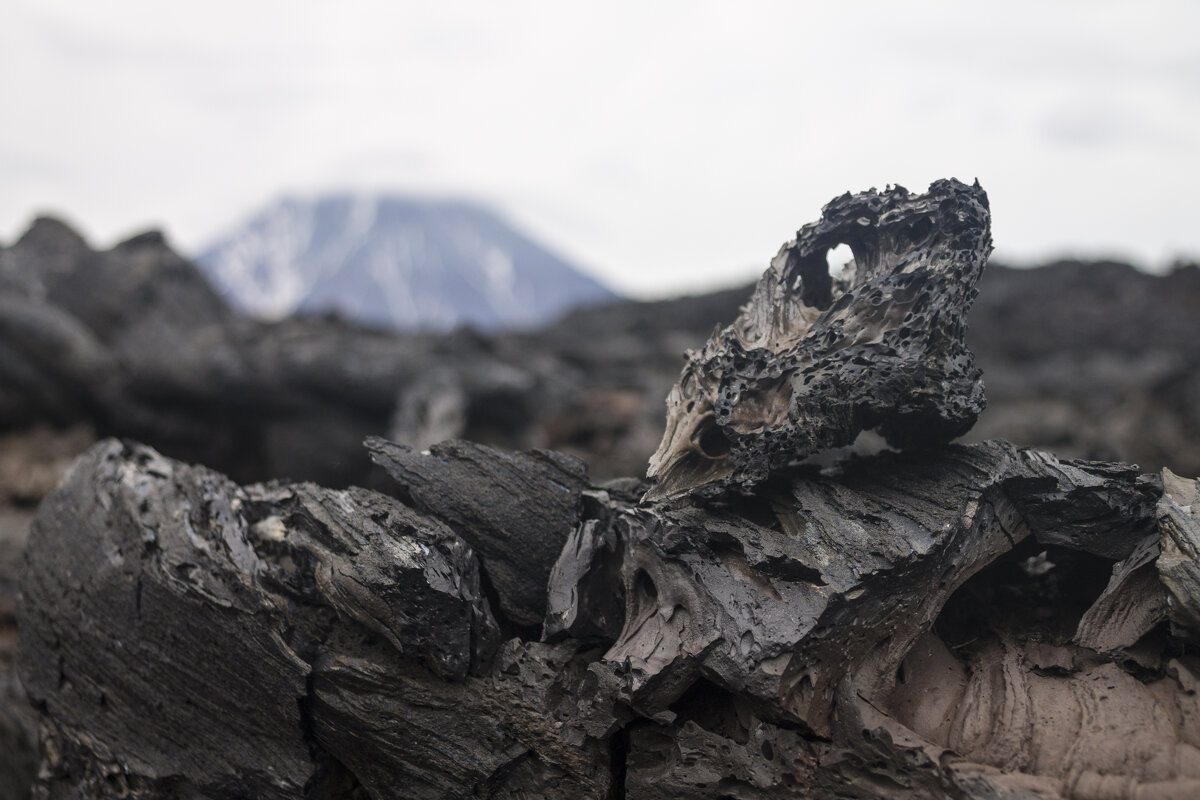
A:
194;194;619;331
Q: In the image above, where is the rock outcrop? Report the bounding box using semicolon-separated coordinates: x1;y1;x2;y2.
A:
14;181;1200;799
17;434;1200;799
966;259;1200;477
646;180;992;500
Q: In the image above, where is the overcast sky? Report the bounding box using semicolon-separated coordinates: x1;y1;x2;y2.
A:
2;1;1197;297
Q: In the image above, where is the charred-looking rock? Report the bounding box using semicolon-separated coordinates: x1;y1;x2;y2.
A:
366;437;590;630
17;441;623;799
647;179;992;500
15;179;1200;800
551;443;1200;799
20;436;1200;800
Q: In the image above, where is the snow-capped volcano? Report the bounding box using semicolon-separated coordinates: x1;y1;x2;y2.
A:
194;194;619;331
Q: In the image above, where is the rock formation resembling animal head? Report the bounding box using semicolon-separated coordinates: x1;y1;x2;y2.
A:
646;179;993;501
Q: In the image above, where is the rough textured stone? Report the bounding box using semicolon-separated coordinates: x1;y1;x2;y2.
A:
543;487;632;643
0;507;37;800
1158;469;1200;637
312;637;618;800
19;442;314;799
580;443;1160;731
18;435;1200;799
18;440;501;798
367;436;589;629
647;179;993;501
624;714;817;799
1073;532;1167;654
0;425;92;800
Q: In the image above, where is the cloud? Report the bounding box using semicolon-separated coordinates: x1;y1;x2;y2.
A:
1039;102;1177;150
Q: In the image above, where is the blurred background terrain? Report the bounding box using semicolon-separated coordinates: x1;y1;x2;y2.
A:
1;215;1197;491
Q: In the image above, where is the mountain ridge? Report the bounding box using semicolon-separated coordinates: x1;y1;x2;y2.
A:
195;193;620;331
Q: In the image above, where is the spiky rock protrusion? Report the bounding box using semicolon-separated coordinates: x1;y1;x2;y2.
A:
646;179;993;501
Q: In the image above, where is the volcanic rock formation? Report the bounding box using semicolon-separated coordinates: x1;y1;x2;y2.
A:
17;439;1200;798
13;180;1200;799
647;179;992;500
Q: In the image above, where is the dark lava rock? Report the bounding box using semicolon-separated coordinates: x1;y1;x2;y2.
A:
367;436;589;629
18;435;1200;798
646;179;993;500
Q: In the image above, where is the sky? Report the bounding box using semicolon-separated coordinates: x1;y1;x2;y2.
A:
2;1;1198;298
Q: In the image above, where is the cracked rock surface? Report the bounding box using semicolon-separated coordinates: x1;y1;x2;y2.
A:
365;436;589;630
19;440;507;798
18;435;1200;799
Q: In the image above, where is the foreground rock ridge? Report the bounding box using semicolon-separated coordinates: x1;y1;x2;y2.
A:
17;438;1200;799
14;182;1200;799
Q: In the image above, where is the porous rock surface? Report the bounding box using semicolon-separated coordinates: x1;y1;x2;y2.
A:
647;179;992;501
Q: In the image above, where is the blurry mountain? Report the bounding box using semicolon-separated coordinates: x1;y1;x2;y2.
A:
194;194;620;331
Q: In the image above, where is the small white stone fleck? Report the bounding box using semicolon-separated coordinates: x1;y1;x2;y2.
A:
251;516;287;542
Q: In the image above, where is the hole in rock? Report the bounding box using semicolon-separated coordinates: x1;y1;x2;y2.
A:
669;678;752;744
633;569;658;606
935;538;1113;650
827;243;856;284
695;422;732;459
792;249;834;309
906;215;934;244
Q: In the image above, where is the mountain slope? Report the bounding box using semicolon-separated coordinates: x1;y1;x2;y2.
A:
194;194;619;331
